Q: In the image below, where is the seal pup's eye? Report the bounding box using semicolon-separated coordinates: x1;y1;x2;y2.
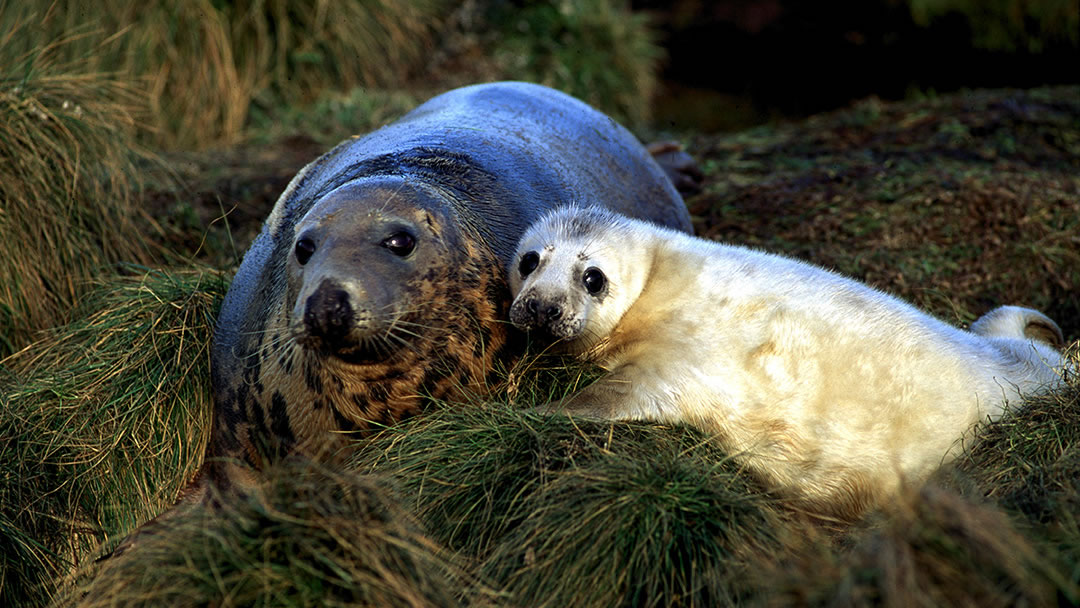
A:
295;238;316;265
519;251;540;277
383;232;416;256
582;267;606;295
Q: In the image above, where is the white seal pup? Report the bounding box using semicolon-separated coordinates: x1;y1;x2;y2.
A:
508;205;1070;518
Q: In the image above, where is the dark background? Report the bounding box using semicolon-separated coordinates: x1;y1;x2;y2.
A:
635;0;1078;129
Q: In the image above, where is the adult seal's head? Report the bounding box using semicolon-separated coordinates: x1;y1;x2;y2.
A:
287;179;465;363
201;81;695;492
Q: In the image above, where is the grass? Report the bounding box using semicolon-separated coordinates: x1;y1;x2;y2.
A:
30;358;1080;607
2;1;448;149
0;18;157;358
487;0;662;126
64;463;474;608
0;26;1078;605
0;268;225;607
3;1;662;149
356;402;788;608
687;86;1080;339
906;0;1079;52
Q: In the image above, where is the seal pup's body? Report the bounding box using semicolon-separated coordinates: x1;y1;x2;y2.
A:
510;206;1069;517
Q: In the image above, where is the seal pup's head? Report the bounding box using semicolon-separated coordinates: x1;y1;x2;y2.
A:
509;205;647;353
286;176;464;364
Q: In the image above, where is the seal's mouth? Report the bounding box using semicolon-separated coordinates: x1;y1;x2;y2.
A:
296;334;402;366
332;341;397;365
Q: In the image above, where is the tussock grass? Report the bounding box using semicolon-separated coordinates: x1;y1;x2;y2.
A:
229;0;444;108
478;437;783;608
66;463;473;608
4;1;665;148
351;353;789;606
762;484;1066;607
246;87;422;147
0;17;155;357
955;345;1080;598
5;80;1078;606
0;268;225;607
3;1;447;149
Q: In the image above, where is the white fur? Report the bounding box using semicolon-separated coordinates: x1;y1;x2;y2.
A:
509;206;1071;517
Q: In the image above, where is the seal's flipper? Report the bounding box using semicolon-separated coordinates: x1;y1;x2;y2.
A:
647;140;704;196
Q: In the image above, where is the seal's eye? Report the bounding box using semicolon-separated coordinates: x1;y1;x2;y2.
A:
295;238;316;265
383;231;416;256
519;251;540;277
582;267;606;295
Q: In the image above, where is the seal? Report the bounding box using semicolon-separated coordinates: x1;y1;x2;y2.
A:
202;82;695;493
509;205;1070;518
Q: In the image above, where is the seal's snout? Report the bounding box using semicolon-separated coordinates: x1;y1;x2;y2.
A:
525;297;562;324
304;280;354;346
511;293;572;337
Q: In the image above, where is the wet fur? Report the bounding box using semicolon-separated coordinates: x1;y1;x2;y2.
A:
509;206;1070;519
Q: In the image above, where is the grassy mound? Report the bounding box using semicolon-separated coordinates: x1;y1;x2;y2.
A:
0;22;155;357
350;369;792;606
955;346;1080;597
763;485;1067;607
4;83;1078;606
53;365;1080;607
4;1;663;149
0;268;225;607
766;360;1080;607
66;463;472;608
3;1;447;149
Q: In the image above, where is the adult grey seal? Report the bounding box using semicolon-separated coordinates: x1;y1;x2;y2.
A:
203;81;694;492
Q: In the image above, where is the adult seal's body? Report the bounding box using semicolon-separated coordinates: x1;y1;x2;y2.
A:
509;206;1069;519
205;82;693;491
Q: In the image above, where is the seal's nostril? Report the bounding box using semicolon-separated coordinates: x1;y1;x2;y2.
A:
546;305;561;320
526;298;538;315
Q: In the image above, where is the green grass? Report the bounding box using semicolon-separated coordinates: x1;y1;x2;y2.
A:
907;0;1079;52
64;463;473;608
0;19;158;358
34;366;1080;607
2;1;662;149
0;268;225;607
1;42;1078;607
487;0;662;126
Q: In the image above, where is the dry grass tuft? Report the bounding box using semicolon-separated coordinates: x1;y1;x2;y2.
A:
354;383;790;607
65;462;473;608
0;12;156;357
0;268;225;607
3;0;448;149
